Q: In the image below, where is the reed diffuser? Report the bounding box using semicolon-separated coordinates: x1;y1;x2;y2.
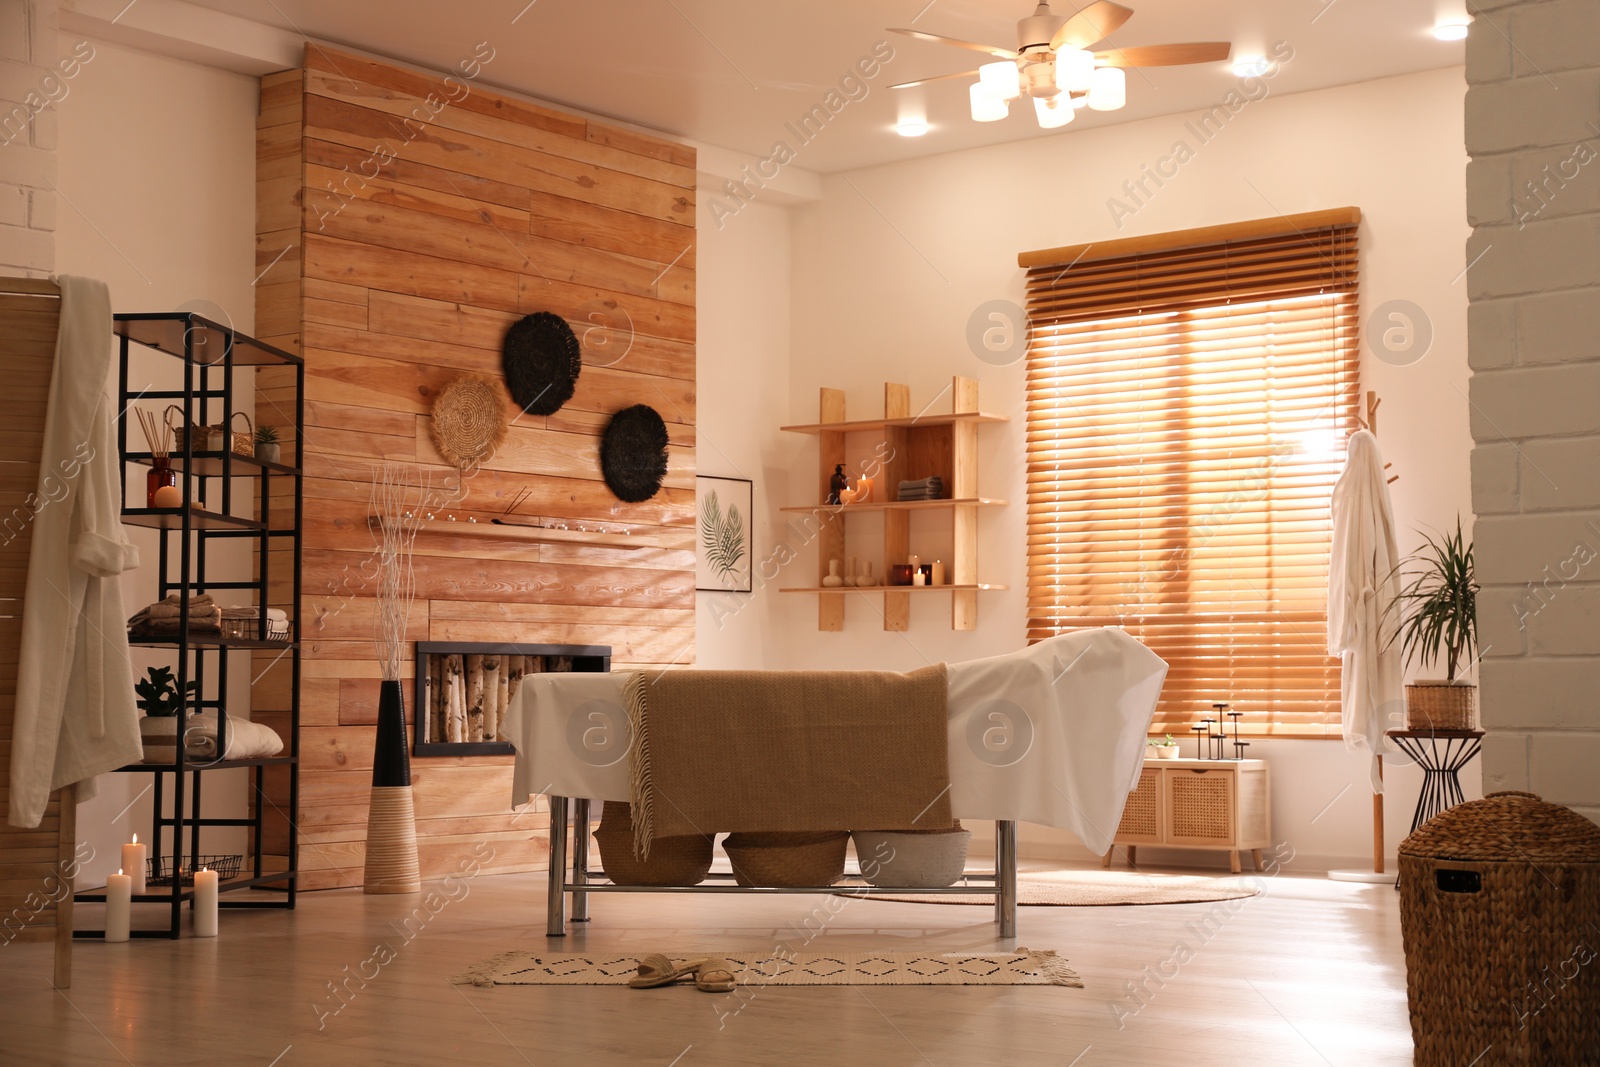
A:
136;407;181;507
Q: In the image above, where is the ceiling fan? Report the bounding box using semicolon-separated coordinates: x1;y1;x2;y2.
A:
888;1;1231;130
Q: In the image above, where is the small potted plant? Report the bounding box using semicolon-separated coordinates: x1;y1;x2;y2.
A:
1155;734;1181;760
254;424;281;465
1389;518;1478;730
135;665;198;764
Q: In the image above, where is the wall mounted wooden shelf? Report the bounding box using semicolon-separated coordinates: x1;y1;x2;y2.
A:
366;515;677;550
780;376;1007;632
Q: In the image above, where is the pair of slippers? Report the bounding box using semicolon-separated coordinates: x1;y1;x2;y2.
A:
628;953;737;993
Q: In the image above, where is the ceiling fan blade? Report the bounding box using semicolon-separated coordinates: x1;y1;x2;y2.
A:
1094;42;1234;67
889;69;981;90
888;27;1020;60
1050;1;1134;51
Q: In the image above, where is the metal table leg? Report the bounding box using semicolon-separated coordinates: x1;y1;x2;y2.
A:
571;798;590;923
546;796;568;937
995;820;1017;939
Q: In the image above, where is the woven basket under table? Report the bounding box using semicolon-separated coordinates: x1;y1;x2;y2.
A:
1398;790;1600;1065
723;831;849;888
594;802;713;887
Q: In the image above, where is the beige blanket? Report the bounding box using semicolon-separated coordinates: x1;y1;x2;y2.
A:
625;666;951;857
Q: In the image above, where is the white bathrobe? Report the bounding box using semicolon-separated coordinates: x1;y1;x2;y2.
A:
1327;430;1403;792
7;276;142;829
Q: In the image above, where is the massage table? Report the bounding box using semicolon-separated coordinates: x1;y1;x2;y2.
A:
501;628;1167;938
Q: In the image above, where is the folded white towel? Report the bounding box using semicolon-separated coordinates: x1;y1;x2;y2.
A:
183;713;284;760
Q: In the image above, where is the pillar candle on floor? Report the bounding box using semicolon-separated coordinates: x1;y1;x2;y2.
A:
193;867;219;937
122;834;147;895
105;870;131;942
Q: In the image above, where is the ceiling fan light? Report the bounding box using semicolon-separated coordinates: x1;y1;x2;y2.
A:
896;120;929;137
1033;95;1075;129
979;60;1023;100
969;82;1009;122
1087;66;1126;111
1055;48;1095;93
1231;56;1270;78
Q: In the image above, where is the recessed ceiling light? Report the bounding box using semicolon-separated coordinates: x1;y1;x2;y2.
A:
1232;56;1270;78
896;120;929;137
1433;20;1470;41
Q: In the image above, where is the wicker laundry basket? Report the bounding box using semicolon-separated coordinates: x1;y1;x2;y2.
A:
723;831;849;888
1398;791;1600;1065
594;802;713;887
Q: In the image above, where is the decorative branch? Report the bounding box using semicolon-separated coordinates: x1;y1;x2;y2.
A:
370;464;431;682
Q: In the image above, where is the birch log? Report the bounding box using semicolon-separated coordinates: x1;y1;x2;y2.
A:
495;662;511;741
466;655;485;742
427;655;443;744
444;654;464;743
480;655;501;743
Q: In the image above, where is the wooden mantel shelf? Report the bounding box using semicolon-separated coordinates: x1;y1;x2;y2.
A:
367;516;678;550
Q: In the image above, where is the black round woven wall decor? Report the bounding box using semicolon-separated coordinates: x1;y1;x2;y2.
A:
600;405;670;503
502;311;581;415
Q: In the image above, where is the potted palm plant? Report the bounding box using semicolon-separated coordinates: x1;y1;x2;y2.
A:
1390;519;1478;730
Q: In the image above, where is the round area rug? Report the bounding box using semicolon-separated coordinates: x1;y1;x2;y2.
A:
844;869;1261;907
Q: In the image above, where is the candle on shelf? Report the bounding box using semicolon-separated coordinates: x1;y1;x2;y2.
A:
151;484;184;508
908;554;920;572
121;834;147;895
105;869;131;943
855;477;873;503
931;560;946;586
193;866;219;938
913;570;926;586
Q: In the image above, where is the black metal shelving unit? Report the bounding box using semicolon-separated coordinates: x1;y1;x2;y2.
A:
75;313;303;940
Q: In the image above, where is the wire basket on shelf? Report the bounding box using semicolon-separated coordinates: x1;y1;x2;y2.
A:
147;854;242;886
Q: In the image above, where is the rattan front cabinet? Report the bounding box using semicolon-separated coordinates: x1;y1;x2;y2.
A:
1102;759;1270;873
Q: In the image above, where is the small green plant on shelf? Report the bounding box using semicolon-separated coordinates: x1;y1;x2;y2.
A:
134;665;197;718
254;423;281;464
1156;734;1178;747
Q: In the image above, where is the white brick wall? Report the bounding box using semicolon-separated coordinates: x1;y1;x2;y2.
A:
1468;0;1600;823
0;0;56;276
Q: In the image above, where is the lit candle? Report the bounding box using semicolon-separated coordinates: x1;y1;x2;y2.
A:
855;477;872;503
913;570;926;586
193;866;219;938
931;560;946;586
105;869;131;942
122;834;147;895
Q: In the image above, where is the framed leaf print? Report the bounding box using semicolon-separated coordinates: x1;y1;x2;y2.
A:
696;476;753;593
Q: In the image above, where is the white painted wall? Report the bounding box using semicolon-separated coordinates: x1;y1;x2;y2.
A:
54;37;260;885
742;65;1478;871
692;194;794;668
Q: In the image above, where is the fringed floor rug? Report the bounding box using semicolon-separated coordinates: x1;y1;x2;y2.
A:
453;949;1081;988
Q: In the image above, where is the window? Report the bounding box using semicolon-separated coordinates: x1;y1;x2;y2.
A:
1021;209;1361;737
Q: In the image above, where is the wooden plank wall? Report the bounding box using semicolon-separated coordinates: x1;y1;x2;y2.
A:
253;46;697;890
0;279;76;956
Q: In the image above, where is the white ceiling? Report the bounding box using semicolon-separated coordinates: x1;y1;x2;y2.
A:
171;0;1465;173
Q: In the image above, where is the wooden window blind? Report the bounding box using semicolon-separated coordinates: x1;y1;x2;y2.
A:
1020;208;1361;738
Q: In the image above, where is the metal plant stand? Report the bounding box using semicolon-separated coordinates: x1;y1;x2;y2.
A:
1386;728;1485;835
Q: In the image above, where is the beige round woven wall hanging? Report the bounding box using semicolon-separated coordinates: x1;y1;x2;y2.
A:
429;375;508;469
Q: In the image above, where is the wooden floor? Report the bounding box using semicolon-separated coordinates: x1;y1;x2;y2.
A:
3;863;1413;1066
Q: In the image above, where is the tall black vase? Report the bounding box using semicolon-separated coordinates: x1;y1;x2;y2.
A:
372;679;411;787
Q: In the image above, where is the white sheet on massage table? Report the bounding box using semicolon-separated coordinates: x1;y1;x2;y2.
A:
500;628;1167;856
